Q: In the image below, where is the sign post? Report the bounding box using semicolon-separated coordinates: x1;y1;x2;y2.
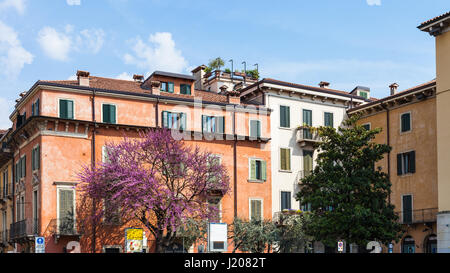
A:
125;228;144;253
35;237;45;253
388;243;393;253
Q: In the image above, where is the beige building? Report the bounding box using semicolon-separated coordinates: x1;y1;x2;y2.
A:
418;11;450;253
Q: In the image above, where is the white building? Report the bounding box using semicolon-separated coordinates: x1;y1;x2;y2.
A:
240;79;370;218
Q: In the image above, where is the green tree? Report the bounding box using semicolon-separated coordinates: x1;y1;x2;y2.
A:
208;57;225;72
230;217;278;253
274;212;313;253
295;115;402;250
245;69;259;79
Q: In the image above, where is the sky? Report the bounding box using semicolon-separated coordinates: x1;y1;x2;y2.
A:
0;0;448;128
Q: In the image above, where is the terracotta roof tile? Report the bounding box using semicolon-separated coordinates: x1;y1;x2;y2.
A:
418;11;450;28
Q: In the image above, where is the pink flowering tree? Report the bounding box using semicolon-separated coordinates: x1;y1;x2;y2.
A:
78;129;230;253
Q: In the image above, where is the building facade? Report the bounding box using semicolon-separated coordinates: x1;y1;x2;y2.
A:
2;69;272;253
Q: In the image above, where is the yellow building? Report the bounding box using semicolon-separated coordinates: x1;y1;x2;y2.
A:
348;81;438;253
0;129;14;253
418;11;450;253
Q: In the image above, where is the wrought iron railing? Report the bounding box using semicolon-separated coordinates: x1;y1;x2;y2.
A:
296;127;321;144
0;229;9;244
395;208;438;224
48;218;80;236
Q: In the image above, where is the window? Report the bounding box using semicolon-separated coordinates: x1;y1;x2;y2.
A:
402;195;413;224
324;112;333;127
281;191;291;211
202;116;224;133
397;151;416;175
161;81;174;93
33;190;38;234
280;148;291;171
102;146;111;164
303;150;313;177
250;120;261;138
16;155;26;180
59;99;74;119
162;111;186;130
362;123;371;130
2;169;8;197
401;112;411;133
180;84;191;95
58;188;75;234
249;159;267;181
303;109;313;139
32;99;40;116
301;203;311;212
102;104;117;124
32;146;40;171
359;91;368;99
280;105;290;128
207;197;222;223
249;199;262;221
16;112;26;128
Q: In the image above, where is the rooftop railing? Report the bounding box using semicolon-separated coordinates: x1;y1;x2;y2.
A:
395;208;438;224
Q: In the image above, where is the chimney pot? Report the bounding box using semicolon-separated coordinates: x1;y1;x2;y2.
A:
133;74;144;82
77;70;90;87
319;81;330;88
389;83;399;95
226;90;241;105
149;81;161;95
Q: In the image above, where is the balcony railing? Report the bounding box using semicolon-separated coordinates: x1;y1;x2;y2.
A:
10;218;39;240
48;218;80;236
395;208;438;224
296;127;321;147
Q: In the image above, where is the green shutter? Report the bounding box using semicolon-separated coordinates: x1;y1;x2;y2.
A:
410;151;416;173
110;105;116;124
37;146;40;170
162;111;168;128
31;149;35;171
280;148;290;171
218;116;224;134
103;104;110;123
280;106;287;127
261;161;267;181
168;82;174;93
251;200;262;221
60;100;68;119
397;154;402;175
202;115;207;132
59;189;74;232
32;103;35;117
36;99;40;116
180;113;186;130
250;159;256;180
325;112;333;127
67;100;73;119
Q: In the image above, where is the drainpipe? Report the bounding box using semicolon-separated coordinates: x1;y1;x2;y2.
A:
233;105;237;218
156;98;160;128
91;89;97;253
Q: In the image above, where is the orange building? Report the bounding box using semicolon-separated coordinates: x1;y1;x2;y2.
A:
3;70;272;253
348;81;438;253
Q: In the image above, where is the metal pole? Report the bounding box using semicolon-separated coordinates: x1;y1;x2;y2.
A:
242;61;246;85
229;59;233;85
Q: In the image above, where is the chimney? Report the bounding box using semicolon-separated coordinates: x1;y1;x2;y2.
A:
226;90;241;105
150;81;161;95
319;81;330;88
219;85;228;94
133;74;144;83
77;70;90;87
389;83;399;96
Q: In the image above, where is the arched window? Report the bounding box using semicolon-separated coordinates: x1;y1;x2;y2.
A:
424;234;437;253
402;236;415;253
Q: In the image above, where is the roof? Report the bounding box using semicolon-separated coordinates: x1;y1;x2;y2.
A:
148;71;196;81
418;11;450;29
348;80;436;113
241;78;373;101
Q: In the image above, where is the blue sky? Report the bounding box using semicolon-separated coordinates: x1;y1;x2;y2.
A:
0;0;448;128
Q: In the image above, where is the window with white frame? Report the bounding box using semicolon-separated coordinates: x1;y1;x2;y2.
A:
249;158;267;181
249;198;263;221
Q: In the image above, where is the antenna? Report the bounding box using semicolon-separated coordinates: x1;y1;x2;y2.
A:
229;59;234;84
242;61;246;85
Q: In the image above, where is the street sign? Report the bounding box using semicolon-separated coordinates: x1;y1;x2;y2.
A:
337;241;344;253
35;237;45;253
208;223;228;252
388;243;393;253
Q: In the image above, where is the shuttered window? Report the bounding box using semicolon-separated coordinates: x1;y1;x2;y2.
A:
250;199;262;221
32;99;40;116
17;156;26;179
402;195;413;223
280;106;290;128
280;148;291;171
163;111;186;130
397;151;416;175
59;99;74;119
202;116;224;133
324;112;334;127
32;146;40;171
303;150;313;176
168;82;174;93
102;104;117;124
249;159;267;181
160;82;167;92
281;191;291;211
59;189;75;233
250;120;261;138
401;113;411;132
362;123;371;130
180;84;191;95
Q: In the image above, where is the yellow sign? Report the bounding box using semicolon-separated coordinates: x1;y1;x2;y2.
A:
126;228;143;240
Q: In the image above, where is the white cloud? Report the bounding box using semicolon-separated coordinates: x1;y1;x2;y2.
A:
67;75;77;80
37;27;72;61
0;0;26;15
66;0;81;6
124;32;188;74
366;0;381;6
37;25;105;61
116;72;133;81
0;20;33;78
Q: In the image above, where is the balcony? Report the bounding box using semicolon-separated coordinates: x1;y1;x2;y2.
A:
395;208;438;224
47;218;82;242
296;127;321;148
10;218;39;241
